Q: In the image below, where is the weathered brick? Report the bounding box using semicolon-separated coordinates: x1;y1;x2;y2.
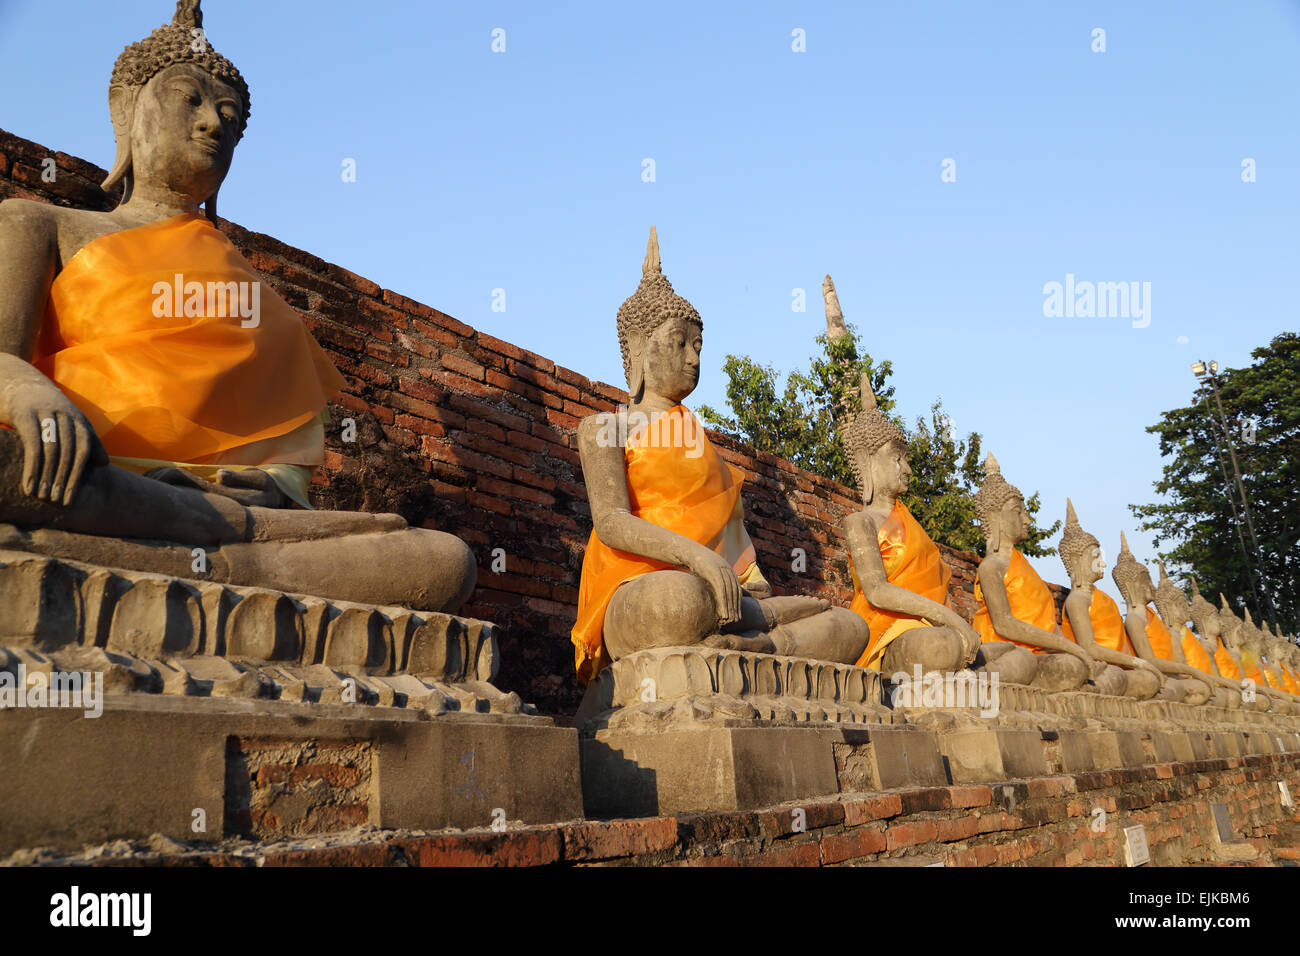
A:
820;827;887;863
886;820;938;850
842;794;902;826
563;818;678;861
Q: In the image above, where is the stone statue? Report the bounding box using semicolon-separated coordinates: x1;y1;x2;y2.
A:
1110;536;1211;705
1153;560;1218;678
1264;625;1300;695
569;228;869;683
834;299;978;675
1057;500;1161;699
971;454;1097;692
0;0;476;613
1242;607;1295;699
1190;579;1243;687
1218;596;1282;711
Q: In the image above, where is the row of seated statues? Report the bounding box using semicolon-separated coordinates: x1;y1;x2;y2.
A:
0;0;1295;726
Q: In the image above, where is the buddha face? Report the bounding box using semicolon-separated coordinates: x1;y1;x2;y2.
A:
1219;614;1242;651
997;496;1030;548
638;315;702;404
1192;604;1221;643
121;62;244;204
864;439;910;500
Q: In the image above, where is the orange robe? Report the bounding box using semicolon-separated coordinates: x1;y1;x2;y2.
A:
973;549;1058;653
1060;586;1134;655
1179;625;1216;676
1143;607;1177;661
1281;667;1300;696
848;499;953;670
570;406;759;683
30;213;343;468
1215;642;1242;681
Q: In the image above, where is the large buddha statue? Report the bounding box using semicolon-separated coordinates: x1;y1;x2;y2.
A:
0;0;476;613
839;368;979;674
1264;625;1300;695
970;454;1097;692
1057;500;1160;699
1241;607;1294;699
1153;561;1217;678
1110;538;1211;705
1271;624;1300;694
569;229;870;683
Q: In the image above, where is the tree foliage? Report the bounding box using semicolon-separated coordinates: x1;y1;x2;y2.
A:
1130;332;1299;633
698;324;1060;556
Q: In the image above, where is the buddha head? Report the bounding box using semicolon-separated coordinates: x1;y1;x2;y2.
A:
1111;531;1155;608
1218;595;1244;652
1240;606;1267;660
974;453;1028;552
616;227;702;404
1189;578;1222;646
103;0;250;221
1153;559;1191;632
841;370;908;504
1058;498;1103;587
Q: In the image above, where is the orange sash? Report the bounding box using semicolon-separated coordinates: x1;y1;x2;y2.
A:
1282;667;1300;696
973;549;1057;653
1179;626;1216;676
1060;586;1134;655
1215;642;1242;680
570;406;755;683
1144;607;1176;661
849;500;952;669
31;214;344;464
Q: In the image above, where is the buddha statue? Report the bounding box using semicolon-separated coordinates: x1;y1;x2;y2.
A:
970;454;1098;692
839;367;980;674
1241;607;1293;698
1154;561;1253;708
569;228;870;683
1110;536;1211;705
1264;625;1300;695
1057;500;1161;699
1190;579;1243;687
0;0;477;613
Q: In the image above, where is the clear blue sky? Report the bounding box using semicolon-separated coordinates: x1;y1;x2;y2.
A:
2;0;1297;587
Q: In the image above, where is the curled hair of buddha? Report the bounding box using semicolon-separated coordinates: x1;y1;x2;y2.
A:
1109;531;1149;601
616;226;702;399
1154;558;1189;626
104;0;249;216
840;368;906;492
973;452;1023;530
1057;498;1098;578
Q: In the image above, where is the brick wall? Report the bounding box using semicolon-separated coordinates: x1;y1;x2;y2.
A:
0;128;1068;716
61;751;1300;867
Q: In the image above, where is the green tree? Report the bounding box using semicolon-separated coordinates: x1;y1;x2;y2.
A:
699;324;1060;556
1130;333;1299;633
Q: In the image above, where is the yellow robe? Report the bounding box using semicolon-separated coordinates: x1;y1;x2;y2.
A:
848;499;953;671
1179;625;1216;676
28;213;344;504
1215;642;1242;681
1144;607;1177;661
973;549;1057;653
1281;666;1300;696
1060;586;1134;655
570;406;765;684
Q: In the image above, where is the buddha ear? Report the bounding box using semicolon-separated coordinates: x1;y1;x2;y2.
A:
859;452;875;504
103;84;137;203
627;330;647;402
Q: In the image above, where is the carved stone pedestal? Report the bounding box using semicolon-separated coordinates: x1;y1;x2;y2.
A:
0;695;582;856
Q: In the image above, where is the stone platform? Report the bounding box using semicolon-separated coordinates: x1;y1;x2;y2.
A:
0;547;585;854
575;647;1300;818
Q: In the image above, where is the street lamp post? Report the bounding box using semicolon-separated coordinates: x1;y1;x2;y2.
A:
1191;360;1277;628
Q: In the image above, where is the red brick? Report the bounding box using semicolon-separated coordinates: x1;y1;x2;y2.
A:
740;841;821;867
899;787;953;814
398;829;563;867
820;827;887;863
972;844;999;866
935;815;981;843
842;794;902;826
263;843;397;866
949;785;993;809
886;820;938;850
443;352;486;380
756;801;845;837
326;264;382;297
996;842;1022;865
563;818;678;861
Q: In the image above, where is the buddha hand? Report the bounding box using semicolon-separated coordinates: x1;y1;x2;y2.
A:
4;376;107;506
145;466;287;508
689;550;743;627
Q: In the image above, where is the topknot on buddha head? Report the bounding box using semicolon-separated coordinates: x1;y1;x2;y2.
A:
1110;531;1151;604
841;368;907;499
973;452;1027;551
616;227;702;400
111;0;249;130
1058;498;1100;582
